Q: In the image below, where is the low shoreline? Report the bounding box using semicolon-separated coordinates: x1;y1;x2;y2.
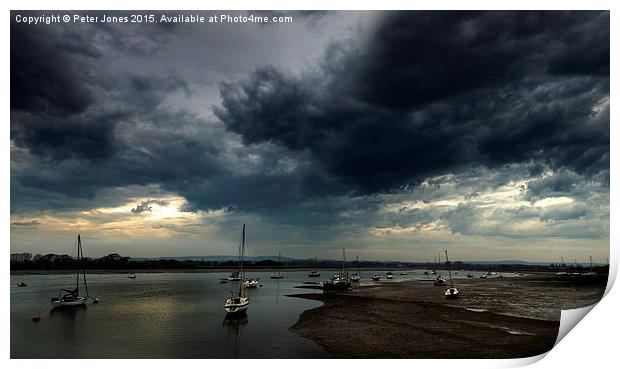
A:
288;277;605;358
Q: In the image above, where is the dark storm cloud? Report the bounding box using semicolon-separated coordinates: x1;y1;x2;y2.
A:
10;9;609;232
10;22;95;115
216;11;609;195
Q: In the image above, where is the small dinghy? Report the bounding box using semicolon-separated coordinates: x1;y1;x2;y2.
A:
17;282;27;287
386;271;394;279
127;273;136;279
371;274;381;281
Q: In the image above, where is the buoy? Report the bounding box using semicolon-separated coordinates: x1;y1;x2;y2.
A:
32;313;40;322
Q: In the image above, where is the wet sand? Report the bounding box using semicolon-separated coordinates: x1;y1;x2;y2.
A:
289;275;606;358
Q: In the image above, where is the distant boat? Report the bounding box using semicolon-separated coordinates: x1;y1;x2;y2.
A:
350;255;361;282
271;252;286;279
400;272;408;275
17;281;27;287
308;256;321;278
443;250;460;299
225;225;250;315
479;275;487;279
323;248;351;292
466;273;474;278
50;234;90;308
386;271;394;279
127;273;136;279
372;274;381;281
243;278;260;289
227;271;242;281
434;276;448;286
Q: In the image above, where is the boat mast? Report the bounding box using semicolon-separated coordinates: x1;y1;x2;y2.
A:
278;251;281;275
590;256;594;271
342;248;346;276
78;235;89;297
239;224;245;297
357;255;360;274
444;250;454;288
75;234;81;293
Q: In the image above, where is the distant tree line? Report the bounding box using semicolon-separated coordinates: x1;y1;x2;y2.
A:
10;252;610;273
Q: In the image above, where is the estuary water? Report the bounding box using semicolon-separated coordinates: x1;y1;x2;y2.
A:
10;271;331;358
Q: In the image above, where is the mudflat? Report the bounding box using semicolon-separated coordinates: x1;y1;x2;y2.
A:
289;275;606;358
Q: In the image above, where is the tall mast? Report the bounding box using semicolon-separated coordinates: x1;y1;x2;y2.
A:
278;251;281;274
76;234;81;293
357;255;360;274
342;248;346;275
590;256;593;271
239;224;245;297
445;250;454;287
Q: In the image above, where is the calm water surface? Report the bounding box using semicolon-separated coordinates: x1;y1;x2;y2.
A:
11;269;538;358
11;272;331;358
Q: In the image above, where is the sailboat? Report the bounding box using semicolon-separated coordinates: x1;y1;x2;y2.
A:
225;224;250;315
308;256;321;277
227;239;244;281
270;251;286;279
350;255;361;282
443;250;460;299
582;256;598;277
243;278;261;288
386;271;394;279
50;234;90;308
434;253;447;286
322;248;351;292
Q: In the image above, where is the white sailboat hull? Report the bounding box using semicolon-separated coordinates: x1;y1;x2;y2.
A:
51;296;88;308
225;297;250;314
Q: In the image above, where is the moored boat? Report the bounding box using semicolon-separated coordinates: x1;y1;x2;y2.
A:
350;255;361;282
443;250;460;299
50;234;91;308
271;251;286;279
322;248;351;292
225;224;250;315
308;256;321;277
243;278;261;288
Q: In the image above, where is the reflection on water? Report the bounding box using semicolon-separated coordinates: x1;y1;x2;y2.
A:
11;272;330;358
223;313;248;359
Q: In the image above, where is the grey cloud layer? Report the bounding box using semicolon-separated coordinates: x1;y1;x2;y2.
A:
10;11;609;247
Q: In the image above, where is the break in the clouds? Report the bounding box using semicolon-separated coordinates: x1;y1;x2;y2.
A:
10;11;609;262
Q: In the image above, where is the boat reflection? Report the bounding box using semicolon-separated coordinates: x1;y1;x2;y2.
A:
222;313;248;358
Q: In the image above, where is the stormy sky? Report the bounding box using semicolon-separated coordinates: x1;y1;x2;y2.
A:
10;11;609;262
